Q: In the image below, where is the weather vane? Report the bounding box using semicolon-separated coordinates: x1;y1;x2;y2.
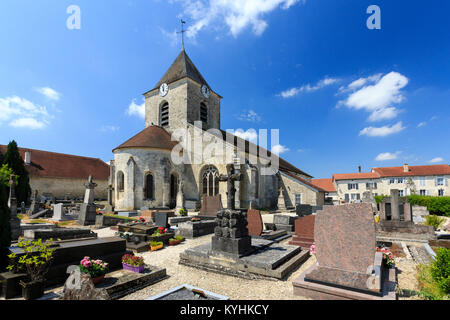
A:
177;19;187;50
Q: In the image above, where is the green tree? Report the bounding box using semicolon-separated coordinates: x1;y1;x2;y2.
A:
0;149;4;165
0;182;11;271
4;141;31;205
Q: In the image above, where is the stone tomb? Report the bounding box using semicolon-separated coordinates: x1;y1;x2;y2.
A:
176;220;217;239
273;214;299;232
52;203;74;221
292;203;396;300
247;209;288;241
199;194;223;217
23;228;98;241
377;189;435;241
288;215;315;249
179;209;309;279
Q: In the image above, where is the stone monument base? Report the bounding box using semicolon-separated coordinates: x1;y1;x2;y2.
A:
293;263;396;300
78;203;97;226
176;220;217;239
376;221;436;241
179;238;309;279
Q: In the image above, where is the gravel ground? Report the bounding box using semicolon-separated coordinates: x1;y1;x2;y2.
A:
93;227;428;300
94;227;316;300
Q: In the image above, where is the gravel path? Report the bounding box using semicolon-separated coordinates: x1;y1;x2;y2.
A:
94;227;316;300
93;228;428;300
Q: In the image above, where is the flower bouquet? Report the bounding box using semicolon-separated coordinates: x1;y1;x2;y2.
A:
376;247;394;267
122;254;145;273
152;227;168;237
79;257;109;284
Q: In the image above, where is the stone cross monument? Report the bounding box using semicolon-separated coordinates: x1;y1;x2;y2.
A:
218;164;242;210
83;175;97;204
78;176;98;226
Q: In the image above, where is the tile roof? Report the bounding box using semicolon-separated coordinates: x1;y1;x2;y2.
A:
332;172;380;181
312;178;336;192
113;125;178;152
373;164;450;177
0;145;109;180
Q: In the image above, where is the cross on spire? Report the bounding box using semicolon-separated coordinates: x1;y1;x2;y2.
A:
177;19;187;50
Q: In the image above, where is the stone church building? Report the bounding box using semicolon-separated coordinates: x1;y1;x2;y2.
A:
111;49;325;212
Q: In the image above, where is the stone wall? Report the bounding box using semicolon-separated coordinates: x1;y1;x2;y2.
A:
279;172;324;206
30;176;108;200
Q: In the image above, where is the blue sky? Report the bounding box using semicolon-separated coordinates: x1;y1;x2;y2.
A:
0;0;449;179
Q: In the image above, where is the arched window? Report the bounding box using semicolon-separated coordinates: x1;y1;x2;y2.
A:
117;171;124;192
144;173;154;200
201;165;219;196
200;103;208;124
160;102;169;127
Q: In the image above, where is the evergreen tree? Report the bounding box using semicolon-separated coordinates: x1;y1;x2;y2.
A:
0;180;11;271
0;149;4;165
4;141;31;205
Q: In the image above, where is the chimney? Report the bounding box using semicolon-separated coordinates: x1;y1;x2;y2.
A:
403;163;409;173
24;151;31;165
358;165;361;173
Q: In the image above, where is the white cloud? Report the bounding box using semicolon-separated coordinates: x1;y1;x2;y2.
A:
175;0;304;39
0;96;51;129
429;157;444;163
417;121;427;128
35;87;61;101
10;118;46;129
375;151;402;161
159;27;179;47
271;144;289;154
339;72;408;123
234;129;258;142
359;121;405;137
100;125;120;132
237;110;262;122
279;76;339;98
367;107;401;122
126;99;145;119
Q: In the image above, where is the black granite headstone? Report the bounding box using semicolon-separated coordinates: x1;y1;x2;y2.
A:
155;212;169;228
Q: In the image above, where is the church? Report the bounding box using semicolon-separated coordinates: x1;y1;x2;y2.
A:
110;49;325;212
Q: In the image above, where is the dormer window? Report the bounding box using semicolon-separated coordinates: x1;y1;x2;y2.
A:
160;102;169;127
200;102;208;124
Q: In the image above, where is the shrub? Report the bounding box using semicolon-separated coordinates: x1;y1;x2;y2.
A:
417;264;447;300
425;215;446;229
375;195;389;205
3;141;31;205
178;209;187;216
7;239;55;283
408;195;450;217
430;248;450;294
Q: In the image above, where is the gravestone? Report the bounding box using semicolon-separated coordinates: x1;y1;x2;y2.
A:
155;212;169;228
8;175;21;240
362;191;377;213
199;194;223;217
292;203;397;299
273;214;298;232
247;209;264;237
78;176;98;226
289;215;315;248
27;190;40;216
52;203;73;221
296;204;313;217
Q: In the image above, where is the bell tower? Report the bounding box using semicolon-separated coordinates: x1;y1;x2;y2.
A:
143;49;222;133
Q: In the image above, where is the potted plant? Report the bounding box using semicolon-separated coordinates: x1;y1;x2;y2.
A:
169;238;181;246
153;227;168;236
150;241;164;251
138;216;146;223
79;256;109;284
178;209;187;217
122;254;145;273
7;238;55;300
176;236;185;242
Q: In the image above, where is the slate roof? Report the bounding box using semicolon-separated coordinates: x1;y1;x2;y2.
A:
145;49;215;95
312;178;336;193
372;165;450;177
112;125;178;152
0;145;109;180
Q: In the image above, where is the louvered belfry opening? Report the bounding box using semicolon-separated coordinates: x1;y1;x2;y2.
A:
160;102;169;127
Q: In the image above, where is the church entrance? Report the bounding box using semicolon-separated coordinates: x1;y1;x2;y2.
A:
170;174;178;209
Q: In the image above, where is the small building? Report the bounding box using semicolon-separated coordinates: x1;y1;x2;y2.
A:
0;145;110;200
327;164;450;203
